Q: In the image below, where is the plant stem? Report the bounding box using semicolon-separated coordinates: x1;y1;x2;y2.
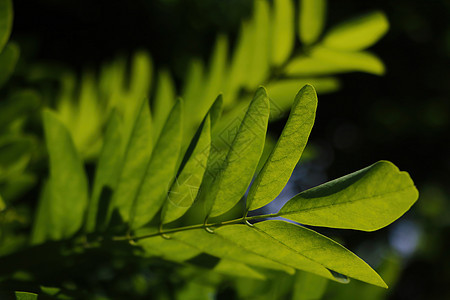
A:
112;212;279;242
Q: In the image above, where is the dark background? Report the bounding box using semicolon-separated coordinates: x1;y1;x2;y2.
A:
10;0;450;299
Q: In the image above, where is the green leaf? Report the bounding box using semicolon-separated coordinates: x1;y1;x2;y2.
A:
0;0;13;52
130;99;183;229
0;193;5;211
14;291;38;300
153;69;176;137
0;42;19;88
183;59;205;130
322;11;389;51
245;0;270;88
271;0;295;66
247;84;317;210
266;79;339;114
112;98;153;223
286;47;385;76
292;271;328;300
214;259;266;280
129;50;152;99
172;228;295;274
161;114;211;224
279;161;419;231
233;220;387;287
207;87;270;217
86;110;123;232
137;229;201;262
31;181;52;244
299;0;326;45
42;110;89;239
0;90;40;130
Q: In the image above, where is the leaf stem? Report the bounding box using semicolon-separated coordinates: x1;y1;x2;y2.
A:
112;212;279;242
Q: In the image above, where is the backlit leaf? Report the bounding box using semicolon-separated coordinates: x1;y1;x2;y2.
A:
112;98;153;223
280;161;419;231
207;87;270;217
322;11;389;51
247;84;317;210
299;0;326;45
271;0;295;65
130;99;183;229
14;292;38;300
153;69;176;137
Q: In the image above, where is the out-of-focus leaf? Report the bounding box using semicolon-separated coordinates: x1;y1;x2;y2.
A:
214;259;266;280
112;98;153;223
137;229;201;262
14;292;38;300
280;161;419;231
292;271;328;300
161;114;210;224
0;173;36;202
183;59;205;131
322;11;389;51
247;85;317;210
201;35;228;119
207;87;270;217
271;0;295;65
0;193;5;211
129;50;152;100
40;286;60;297
286;47;385;76
153;69;176;137
31;181;52;244
176;281;215;300
173;228;295;274
0;0;13;52
41;110;89;239
266;79;339;113
0;90;40;130
130;99;182;229
299;0;326;45
86;110;123;232
0;136;33;181
246;0;270;87
252;221;387;287
0;42;19;88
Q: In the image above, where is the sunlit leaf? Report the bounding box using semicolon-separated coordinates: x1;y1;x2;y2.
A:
42;110;89;239
173;228;295;274
214;259;266;280
252;221;387;287
271;0;295;65
0;42;19;88
112;98;153;223
280;161;419;231
130;99;183;229
299;0;326;45
0;0;13;52
161;114;210;224
207;87;270;217
247;85;317;210
322;11;389;51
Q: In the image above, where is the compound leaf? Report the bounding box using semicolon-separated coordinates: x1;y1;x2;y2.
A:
280;161;419;231
247;84;317;210
322;11;389;51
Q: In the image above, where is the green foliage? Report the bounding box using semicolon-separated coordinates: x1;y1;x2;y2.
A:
0;0;419;298
14;291;38;300
0;0;13;53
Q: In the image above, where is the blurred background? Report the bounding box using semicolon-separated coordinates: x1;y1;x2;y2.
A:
2;0;450;299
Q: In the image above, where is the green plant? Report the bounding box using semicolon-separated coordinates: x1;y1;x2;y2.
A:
0;0;419;299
